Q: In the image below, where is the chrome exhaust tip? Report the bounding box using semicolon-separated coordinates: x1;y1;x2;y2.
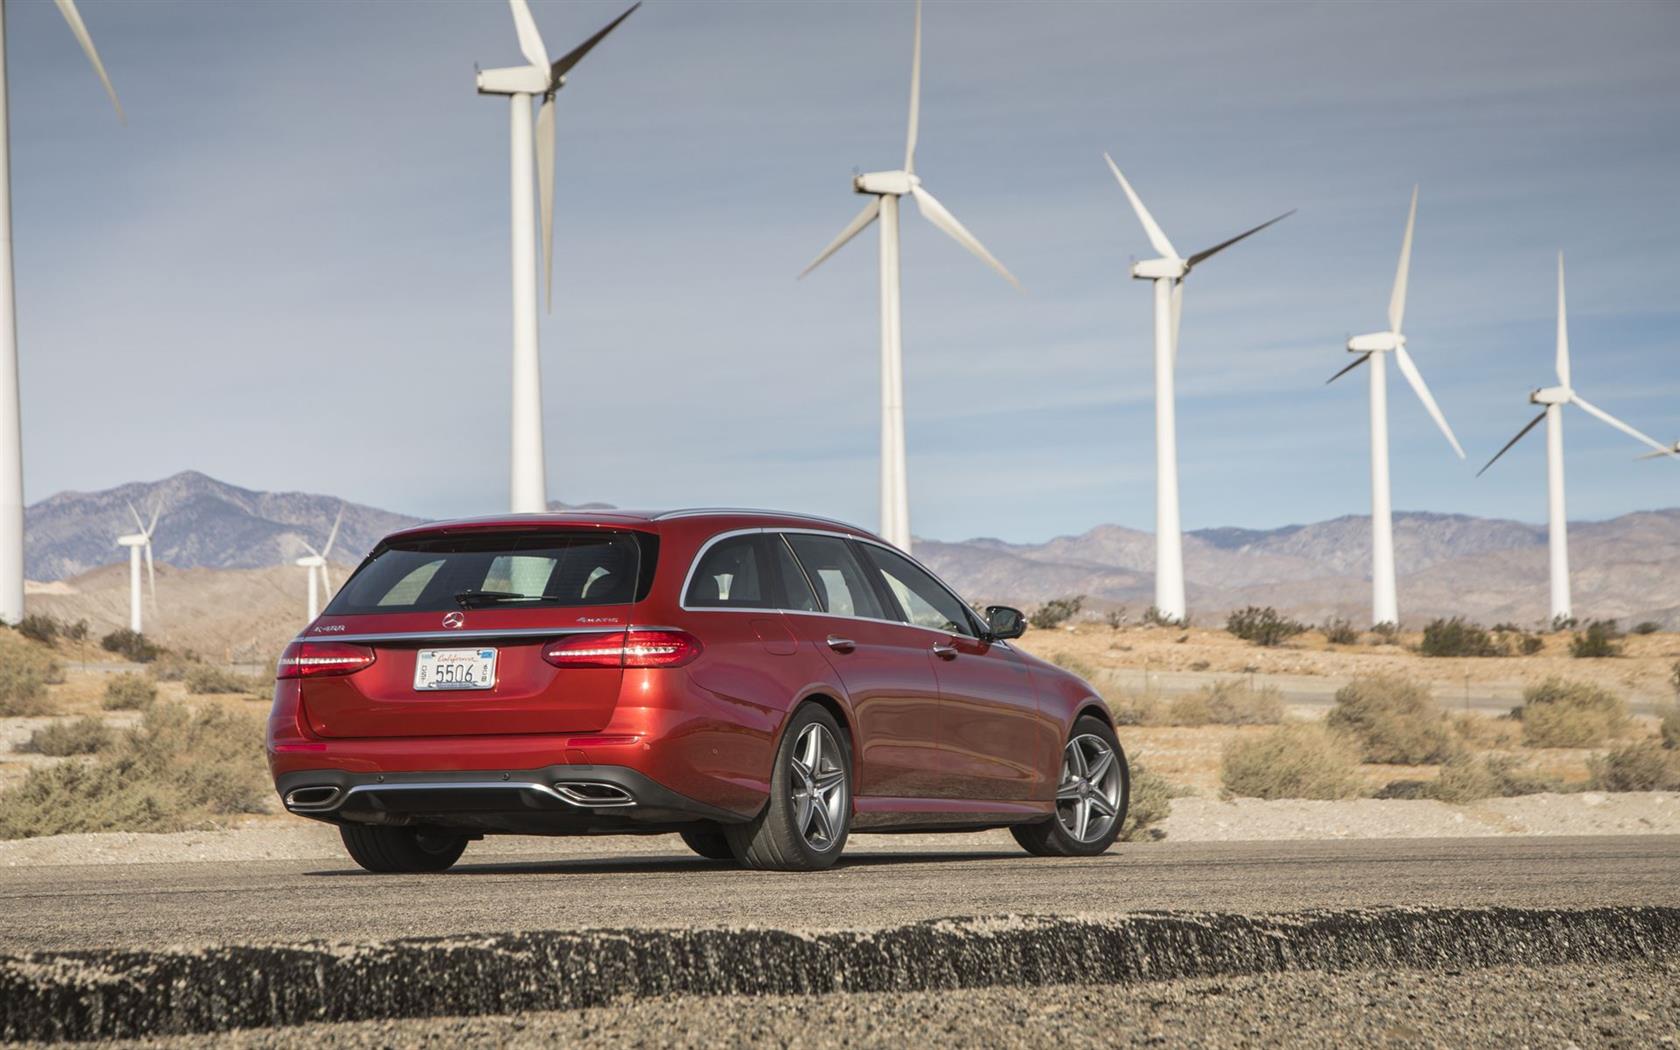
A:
553;782;636;807
284;785;342;811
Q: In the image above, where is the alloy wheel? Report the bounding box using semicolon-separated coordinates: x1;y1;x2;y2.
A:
1056;733;1122;843
790;722;847;851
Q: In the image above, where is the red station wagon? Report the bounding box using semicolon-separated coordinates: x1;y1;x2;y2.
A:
267;510;1130;872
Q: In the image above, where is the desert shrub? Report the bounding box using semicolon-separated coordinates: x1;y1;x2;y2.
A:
1550;614;1579;632
0;703;269;839
1450;713;1522;750
1587;741;1680;792
1519;634;1544;655
63;619;88;642
1418;617;1501;658
1104;609;1127;630
1326;673;1454;764
0;635;61;716
1369;621;1401;645
100;628;160;664
1661;706;1680;751
1430;753;1562;803
1107;690;1166;727
1030;596;1084;630
1168;678;1283;726
184;664;265;696
102;672;158;711
1569;619;1624;659
16;615;59;646
1220;724;1363;800
1518;678;1631;748
19;717;112;757
1632;621;1662;636
1120;760;1172;841
1320;618;1359;645
1226;606;1307;647
1141;605;1184;628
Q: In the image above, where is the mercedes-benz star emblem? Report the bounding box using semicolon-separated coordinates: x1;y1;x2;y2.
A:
442;611;465;629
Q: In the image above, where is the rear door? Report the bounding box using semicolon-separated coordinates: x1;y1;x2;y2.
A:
858;542;1051;801
778;532;945;799
300;530;651;738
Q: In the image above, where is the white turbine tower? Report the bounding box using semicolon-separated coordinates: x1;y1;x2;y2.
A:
799;0;1019;552
1478;253;1676;623
294;505;344;622
1103;155;1292;623
0;0;123;624
115;501;157;634
1326;187;1464;627
476;0;639;514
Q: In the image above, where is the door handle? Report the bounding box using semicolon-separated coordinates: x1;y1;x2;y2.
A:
826;635;856;653
931;642;958;660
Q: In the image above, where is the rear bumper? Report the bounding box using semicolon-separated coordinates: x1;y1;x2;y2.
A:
275;764;747;835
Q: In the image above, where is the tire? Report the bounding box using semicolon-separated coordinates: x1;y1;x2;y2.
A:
725;704;852;871
339;825;468;873
1012;713;1129;858
679;825;737;862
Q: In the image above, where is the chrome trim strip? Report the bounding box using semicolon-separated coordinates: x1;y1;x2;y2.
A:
340;781;567;808
293;625;682;646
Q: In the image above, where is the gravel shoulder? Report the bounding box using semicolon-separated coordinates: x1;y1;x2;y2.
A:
46;960;1679;1049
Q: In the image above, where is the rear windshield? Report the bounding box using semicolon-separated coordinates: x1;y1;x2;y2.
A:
324;531;657;616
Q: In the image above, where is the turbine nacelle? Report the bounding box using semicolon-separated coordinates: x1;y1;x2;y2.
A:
1530;385;1571;406
1347;331;1403;354
1131;257;1187;281
853;170;918;197
116;534;147;547
294;555;325;569
476;64;552;96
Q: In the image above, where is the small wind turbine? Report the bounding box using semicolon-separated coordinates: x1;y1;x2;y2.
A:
1102;154;1293;623
799;0;1019;552
1326;187;1464;627
1478;253;1676;622
475;0;639;515
115;501;157;634
294;505;344;622
0;0;124;624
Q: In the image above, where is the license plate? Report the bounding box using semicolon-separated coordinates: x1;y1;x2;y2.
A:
414;648;497;691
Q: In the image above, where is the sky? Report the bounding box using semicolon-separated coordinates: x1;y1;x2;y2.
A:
9;0;1679;543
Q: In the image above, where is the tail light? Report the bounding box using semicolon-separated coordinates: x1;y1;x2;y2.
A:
277;640;377;679
543;630;701;669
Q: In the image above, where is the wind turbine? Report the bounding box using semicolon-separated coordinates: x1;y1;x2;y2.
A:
115;501;157;634
799;0;1019;552
1478;253;1676;622
0;0;123;624
1326;187;1464;627
294;505;343;622
1102;155;1292;623
475;0;639;515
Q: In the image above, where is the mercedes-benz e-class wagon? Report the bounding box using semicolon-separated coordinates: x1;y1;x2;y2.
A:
267;509;1130;872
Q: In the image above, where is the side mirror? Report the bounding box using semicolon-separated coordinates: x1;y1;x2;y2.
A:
984;605;1026;641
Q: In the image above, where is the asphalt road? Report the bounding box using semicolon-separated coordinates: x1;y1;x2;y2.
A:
3;835;1676;953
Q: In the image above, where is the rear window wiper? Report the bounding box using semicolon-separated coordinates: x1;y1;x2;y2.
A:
453;590;543;608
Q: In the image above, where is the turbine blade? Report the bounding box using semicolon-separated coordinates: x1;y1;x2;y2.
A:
549;2;640;81
322;505;344;559
1394;345;1465;458
507;0;549;68
904;0;922;173
1102;154;1177;260
319;562;335;595
146;501;160;534
536;96;556;312
798;197;881;279
53;0;123;122
126;500;145;533
1326;353;1372;385
1572;394;1672;455
1186;209;1296;269
1389;185;1418;334
300;541;323;559
1170;279;1183;363
1555;251;1570;389
1637;446;1680;461
909;184;1020;288
1477;410;1547;477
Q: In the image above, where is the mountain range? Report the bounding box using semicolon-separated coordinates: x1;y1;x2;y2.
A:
22;471;1680;634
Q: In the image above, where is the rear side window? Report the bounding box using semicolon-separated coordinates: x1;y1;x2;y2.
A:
325;531;655;615
784;534;884;619
685;534;769;608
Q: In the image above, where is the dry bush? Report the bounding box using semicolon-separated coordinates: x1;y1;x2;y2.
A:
1326;673;1454;764
1121;759;1173;841
1418;617;1502;658
100;628;161;664
19;717;112;757
184;665;265;696
1588;741;1680;792
1450;713;1522;750
1220;724;1363;800
0;634;62;716
1168;679;1283;726
102;672;158;711
1107;690;1167;727
15;615;59;646
1428;753;1562;803
1631;621;1662;635
1030;596;1084;630
0;703;269;839
1568;619;1624;659
1320;618;1359;645
1225;606;1307;647
1661;706;1680;751
1518;678;1631;748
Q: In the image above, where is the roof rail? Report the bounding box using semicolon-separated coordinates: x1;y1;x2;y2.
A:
652;507;870;533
